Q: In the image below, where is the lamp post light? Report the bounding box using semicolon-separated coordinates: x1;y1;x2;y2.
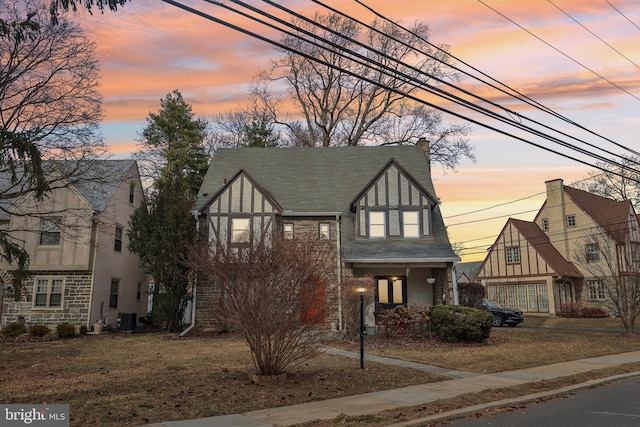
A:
357;286;365;370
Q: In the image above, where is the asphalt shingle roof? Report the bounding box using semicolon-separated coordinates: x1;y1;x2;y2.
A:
196;146;459;263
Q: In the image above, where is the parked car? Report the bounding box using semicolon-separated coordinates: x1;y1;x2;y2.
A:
480;300;524;327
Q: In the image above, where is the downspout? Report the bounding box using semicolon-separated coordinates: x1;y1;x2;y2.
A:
336;214;343;330
179;209;201;337
452;265;459;306
86;217;99;328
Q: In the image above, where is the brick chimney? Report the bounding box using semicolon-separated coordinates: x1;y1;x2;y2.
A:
416;137;430;167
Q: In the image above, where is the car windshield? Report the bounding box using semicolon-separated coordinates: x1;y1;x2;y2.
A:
483;300;502;308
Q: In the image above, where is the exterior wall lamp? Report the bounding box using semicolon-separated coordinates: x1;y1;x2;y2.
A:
426;277;436;285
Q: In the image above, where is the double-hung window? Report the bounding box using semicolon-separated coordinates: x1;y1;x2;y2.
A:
402;211;420;238
369;211;386;238
567;214;577;227
505;247;521;264
34;277;63;308
319;223;330;240
110;279;120;308
39;218;62;245
586;243;600;262
231;218;250;243
587;280;606;300
283;223;294;240
114;226;123;252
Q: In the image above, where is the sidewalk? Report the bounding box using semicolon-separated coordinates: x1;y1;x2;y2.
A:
142;349;640;427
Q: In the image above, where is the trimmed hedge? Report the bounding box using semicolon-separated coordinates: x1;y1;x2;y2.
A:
56;322;76;338
29;324;51;337
430;304;492;342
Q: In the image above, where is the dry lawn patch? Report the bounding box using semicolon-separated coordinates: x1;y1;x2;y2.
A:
0;332;443;427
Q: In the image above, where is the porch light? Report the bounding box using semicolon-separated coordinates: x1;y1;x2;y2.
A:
426;277;436;285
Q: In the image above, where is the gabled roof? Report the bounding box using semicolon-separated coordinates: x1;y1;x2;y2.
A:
196;146;458;264
509;218;583;278
195;146;439;214
564;186;632;244
1;160;136;217
456;261;482;281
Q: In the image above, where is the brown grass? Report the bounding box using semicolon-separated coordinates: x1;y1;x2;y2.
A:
1;317;639;427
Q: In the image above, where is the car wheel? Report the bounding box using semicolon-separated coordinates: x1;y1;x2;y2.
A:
492;313;505;327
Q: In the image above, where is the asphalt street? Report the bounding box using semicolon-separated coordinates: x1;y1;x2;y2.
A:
447;376;640;427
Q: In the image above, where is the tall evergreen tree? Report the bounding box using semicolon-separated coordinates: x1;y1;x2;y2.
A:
128;90;208;332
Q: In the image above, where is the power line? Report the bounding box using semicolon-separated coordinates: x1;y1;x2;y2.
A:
477;0;640;102
205;0;640;178
352;0;640;158
548;0;640;71
605;0;640;32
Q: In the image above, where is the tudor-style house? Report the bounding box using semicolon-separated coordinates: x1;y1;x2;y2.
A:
476;178;640;316
0;160;149;330
193;142;460;331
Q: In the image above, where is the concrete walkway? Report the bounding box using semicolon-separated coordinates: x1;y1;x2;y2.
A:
142;348;640;427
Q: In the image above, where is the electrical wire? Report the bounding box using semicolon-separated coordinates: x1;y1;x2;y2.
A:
165;0;640;180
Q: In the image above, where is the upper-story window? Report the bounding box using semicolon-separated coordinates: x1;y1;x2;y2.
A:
567;214;577;227
319;223;330;240
129;182;135;204
402;211;420;238
505;247;520;264
232;218;250;243
114;226;123;252
541;218;549;232
283;223;294;240
39;218;62;246
585;243;600;262
369;211;386;238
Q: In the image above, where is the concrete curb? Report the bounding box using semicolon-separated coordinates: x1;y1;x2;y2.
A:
384;371;640;427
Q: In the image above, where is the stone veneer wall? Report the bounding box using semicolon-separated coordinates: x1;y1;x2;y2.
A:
1;271;93;329
195;219;342;332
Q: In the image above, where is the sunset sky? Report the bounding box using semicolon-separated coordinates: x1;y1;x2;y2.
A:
72;0;639;262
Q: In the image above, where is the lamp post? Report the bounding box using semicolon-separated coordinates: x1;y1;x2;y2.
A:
357;287;365;370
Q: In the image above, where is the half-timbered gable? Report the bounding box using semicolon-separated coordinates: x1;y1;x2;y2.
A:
201;169;281;248
351;159;438;240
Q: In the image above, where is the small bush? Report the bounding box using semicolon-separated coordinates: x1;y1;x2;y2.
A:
56;322;76;338
1;322;26;338
79;325;88;335
430;305;492;342
29;324;51;337
377;304;430;337
558;303;608;318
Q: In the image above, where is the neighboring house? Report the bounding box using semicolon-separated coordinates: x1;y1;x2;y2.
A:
456;261;482;284
0;160;149;330
193;143;459;330
476;178;640;316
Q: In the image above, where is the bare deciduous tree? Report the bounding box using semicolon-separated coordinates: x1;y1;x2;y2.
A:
189;236;333;376
574;227;640;334
250;12;473;169
573;156;640;210
1;0;106;292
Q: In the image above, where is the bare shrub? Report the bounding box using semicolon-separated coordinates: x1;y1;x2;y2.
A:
189;236;333;376
458;282;486;308
377;304;431;337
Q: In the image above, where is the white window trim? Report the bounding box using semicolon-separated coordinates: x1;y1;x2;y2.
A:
506;247;521;264
231;218;251;243
32;277;65;309
402;211;420;238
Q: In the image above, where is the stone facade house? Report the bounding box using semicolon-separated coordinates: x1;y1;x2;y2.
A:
0;160;149;330
476;178;640;316
192;144;459;331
